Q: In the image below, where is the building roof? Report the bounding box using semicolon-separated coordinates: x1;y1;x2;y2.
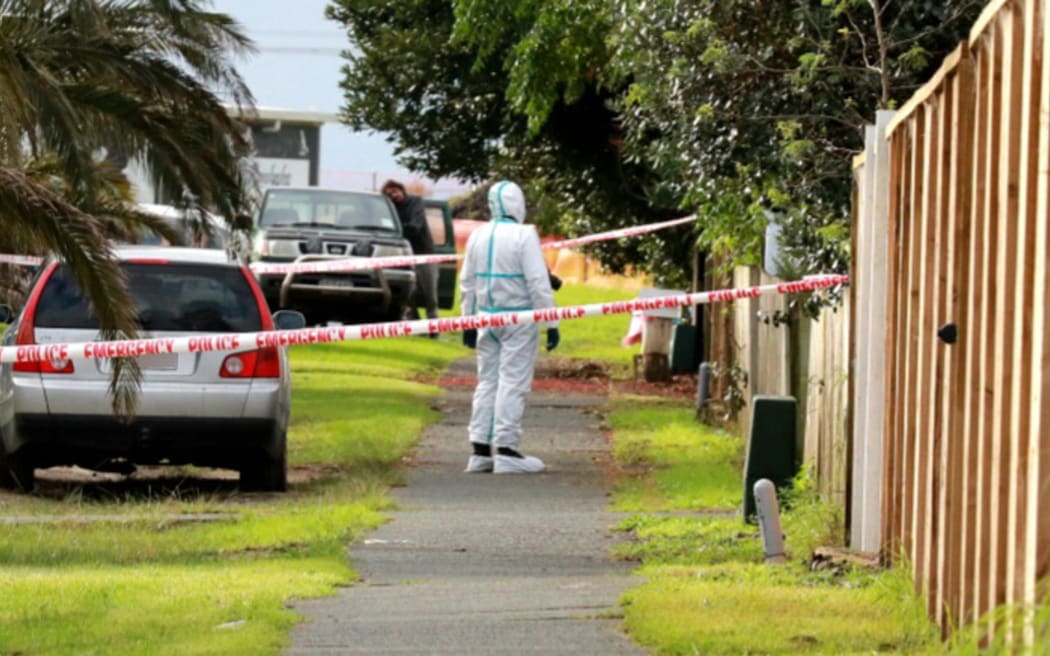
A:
223;105;339;125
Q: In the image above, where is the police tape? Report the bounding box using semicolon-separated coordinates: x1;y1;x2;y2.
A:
0;215;697;275
542;215;695;250
248;214;697;276
0;274;847;365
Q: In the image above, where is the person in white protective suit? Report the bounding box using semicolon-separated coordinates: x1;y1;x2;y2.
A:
460;181;560;474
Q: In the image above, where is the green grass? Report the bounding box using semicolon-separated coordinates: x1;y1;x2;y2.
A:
0;561;346;656
0;337;463;655
552;283;638;369
609;400;742;512
614;514;763;565
622;563;940;655
288;338;460;467
0;482;387;566
607;396;943;655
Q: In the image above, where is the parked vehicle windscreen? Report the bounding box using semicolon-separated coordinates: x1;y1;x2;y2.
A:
138;218;228;249
259;189;399;232
35;264;263;332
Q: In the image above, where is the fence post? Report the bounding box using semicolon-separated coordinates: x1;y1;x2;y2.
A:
850;109;895;555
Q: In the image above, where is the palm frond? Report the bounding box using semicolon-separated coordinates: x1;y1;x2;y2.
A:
0;0;258;418
0;165;141;416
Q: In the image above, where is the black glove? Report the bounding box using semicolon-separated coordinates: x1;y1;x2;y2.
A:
548;272;563;291
546;327;560;352
463;329;478;349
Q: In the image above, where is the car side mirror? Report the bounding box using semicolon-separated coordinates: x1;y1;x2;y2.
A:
272;310;306;331
0;304;13;324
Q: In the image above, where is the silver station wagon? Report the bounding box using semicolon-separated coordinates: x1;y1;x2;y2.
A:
0;246;305;492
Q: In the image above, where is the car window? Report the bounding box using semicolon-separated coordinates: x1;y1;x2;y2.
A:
424;207;448;245
140;218;227;249
259;190;399;232
34;264;263;332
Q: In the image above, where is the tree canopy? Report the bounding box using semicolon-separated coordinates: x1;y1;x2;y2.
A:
0;0;256;413
328;0;983;289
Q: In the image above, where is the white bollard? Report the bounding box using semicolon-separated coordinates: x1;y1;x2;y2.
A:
754;478;786;564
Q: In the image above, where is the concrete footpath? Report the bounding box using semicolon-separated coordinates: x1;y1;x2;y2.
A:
288;358;643;655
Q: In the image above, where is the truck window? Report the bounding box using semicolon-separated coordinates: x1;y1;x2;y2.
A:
425;207;448;246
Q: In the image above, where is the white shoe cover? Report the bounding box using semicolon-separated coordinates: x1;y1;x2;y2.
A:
465;455;494;473
494;454;545;474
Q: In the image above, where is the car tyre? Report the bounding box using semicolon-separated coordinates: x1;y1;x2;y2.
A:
0;448;35;492
239;430;287;492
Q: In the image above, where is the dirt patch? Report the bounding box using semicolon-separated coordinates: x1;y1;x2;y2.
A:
434;359;699;398
19;463;342;502
612;374;698;400
288;463;344;483
535;358;611;382
28;468;240;502
436;375;609;395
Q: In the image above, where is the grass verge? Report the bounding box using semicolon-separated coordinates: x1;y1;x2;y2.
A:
0;335;463;655
552;283;637;370
608;396;942;655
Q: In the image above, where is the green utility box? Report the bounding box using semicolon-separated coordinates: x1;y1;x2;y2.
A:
670;324;699;374
742;395;798;521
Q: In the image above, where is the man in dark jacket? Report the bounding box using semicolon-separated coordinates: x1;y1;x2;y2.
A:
381;180;439;325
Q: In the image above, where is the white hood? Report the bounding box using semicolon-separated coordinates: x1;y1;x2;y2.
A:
487;181;527;223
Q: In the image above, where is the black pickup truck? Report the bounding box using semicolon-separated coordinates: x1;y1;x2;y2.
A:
250;187;455;324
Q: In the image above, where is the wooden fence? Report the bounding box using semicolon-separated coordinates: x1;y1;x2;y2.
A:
877;0;1049;634
717;267;851;505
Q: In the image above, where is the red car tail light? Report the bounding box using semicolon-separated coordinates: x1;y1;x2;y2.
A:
251;348;281;378
220;348;280;379
221;352;249;377
12;262;73;374
41;359;74;374
219;267;281;379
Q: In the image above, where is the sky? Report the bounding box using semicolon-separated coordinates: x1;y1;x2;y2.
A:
211;0;468;197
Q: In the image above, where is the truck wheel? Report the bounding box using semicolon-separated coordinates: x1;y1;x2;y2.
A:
239;431;287;492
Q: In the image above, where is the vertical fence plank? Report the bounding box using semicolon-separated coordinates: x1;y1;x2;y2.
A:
916;95;941;611
940;44;974;632
903;113;925;564
990;7;1020;627
1030;0;1050;623
1008;1;1042;629
882;128;905;562
895;127;913;561
936;64;961;625
1022;0;1050;641
959;34;988;629
973;22;1002;628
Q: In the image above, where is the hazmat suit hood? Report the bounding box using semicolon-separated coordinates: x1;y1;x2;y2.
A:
487;181;527;223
